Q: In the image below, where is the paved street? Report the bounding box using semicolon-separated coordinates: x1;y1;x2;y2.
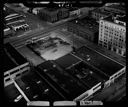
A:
56;29;126;66
4;3;126;103
4;3;80;47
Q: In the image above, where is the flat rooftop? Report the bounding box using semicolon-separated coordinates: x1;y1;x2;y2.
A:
69;16;99;33
4;83;21;102
3;50;17;72
37;61;89;100
16;71;64;101
5;16;25;24
73;46;124;77
27;36;72;61
5;43;27;65
43;7;60;12
67;61;103;88
54;54;81;69
17;46;45;66
67;7;79;11
115;15;126;22
103;15;126;26
92;8;111;16
10;21;27;27
106;4;125;11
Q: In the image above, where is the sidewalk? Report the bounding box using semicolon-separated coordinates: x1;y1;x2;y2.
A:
58;30;126;66
90;73;126;101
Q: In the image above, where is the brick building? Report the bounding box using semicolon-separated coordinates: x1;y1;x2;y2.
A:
38;7;69;23
67;16;99;43
90;3;125;22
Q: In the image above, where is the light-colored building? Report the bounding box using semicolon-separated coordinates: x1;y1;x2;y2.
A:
32;8;43;15
98;15;126;57
67;7;80;16
4;43;30;87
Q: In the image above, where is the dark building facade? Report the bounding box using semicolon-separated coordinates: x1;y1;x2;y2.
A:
67;16;99;44
90;4;125;22
38;7;69;23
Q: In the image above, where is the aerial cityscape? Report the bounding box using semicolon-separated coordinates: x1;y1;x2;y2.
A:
3;1;126;106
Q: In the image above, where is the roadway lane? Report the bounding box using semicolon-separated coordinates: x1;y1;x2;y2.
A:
7;23;67;48
4;3;80;47
55;29;126;66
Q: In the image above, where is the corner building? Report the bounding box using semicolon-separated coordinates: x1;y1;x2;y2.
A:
98;15;126;57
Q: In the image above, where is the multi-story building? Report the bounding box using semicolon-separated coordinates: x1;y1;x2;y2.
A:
90;7;112;22
4;24;15;38
66;7;81;17
38;7;69;23
98;15;126;57
73;46;125;89
4;10;29;31
4;43;30;87
67;16;99;43
58;8;69;20
104;3;125;14
90;3;125;22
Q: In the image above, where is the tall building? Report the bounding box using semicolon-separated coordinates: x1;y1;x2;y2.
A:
98;15;126;57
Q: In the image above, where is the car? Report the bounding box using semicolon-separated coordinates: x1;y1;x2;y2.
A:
14;95;23;102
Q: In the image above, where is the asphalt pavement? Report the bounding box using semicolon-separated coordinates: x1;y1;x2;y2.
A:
56;29;126;66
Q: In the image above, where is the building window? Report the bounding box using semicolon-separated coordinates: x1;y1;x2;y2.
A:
4;74;9;78
93;84;101;91
118;49;122;54
5;78;11;82
113;47;116;52
10;69;19;75
111;77;114;80
16;73;21;77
